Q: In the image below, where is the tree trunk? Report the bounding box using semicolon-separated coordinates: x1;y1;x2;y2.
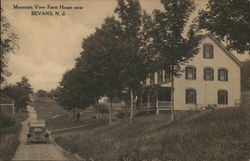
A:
171;68;175;122
96;98;99;124
109;98;113;125
130;89;134;124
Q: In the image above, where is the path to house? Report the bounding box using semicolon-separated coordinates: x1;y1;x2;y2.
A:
13;105;69;161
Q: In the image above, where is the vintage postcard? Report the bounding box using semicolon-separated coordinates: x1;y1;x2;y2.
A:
1;0;249;160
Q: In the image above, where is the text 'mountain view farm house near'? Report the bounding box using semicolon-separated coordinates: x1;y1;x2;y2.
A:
140;33;241;113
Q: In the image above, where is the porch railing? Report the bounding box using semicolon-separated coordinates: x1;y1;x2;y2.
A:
158;101;171;109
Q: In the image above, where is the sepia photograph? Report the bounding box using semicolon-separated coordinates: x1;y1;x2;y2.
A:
0;0;250;160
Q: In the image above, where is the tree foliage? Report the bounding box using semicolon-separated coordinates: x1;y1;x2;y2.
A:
2;77;33;110
241;60;250;91
115;0;155;124
76;17;127;124
55;68;95;111
0;9;19;83
115;0;153;90
56;0;200;124
198;0;250;53
36;89;48;98
151;0;200;75
17;76;33;94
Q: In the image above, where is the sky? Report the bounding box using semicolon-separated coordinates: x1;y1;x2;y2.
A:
2;0;249;91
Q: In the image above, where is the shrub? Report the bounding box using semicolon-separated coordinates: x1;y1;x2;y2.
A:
0;135;19;161
0;111;15;128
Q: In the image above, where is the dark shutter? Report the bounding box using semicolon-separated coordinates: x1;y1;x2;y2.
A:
225;91;228;104
211;69;214;80
203;44;206;58
210;45;214;58
194;68;196;80
217;91;220;104
194;90;197;104
185;89;188;104
226;70;228;81
218;69;221;81
185;67;188;79
204;68;206;80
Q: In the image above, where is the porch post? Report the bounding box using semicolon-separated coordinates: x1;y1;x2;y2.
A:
156;97;159;114
171;72;175;121
147;91;150;113
140;94;143;110
12;100;15;115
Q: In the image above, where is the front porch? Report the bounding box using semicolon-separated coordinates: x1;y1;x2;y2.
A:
140;87;172;114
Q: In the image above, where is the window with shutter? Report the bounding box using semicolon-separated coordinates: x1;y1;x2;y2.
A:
203;44;214;59
186;89;197;104
185;66;196;80
218;90;228;105
218;69;228;81
204;67;214;81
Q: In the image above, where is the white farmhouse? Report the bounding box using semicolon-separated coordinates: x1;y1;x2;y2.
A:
140;33;241;113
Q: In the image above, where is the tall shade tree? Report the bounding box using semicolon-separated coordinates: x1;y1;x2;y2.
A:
56;68;95;121
115;0;154;124
198;0;250;54
0;10;19;84
3;85;29;111
75;53;105;124
3;77;33;111
76;17;126;124
151;0;201;121
17;76;33;94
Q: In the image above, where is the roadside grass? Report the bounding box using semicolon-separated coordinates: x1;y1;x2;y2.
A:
0;111;28;161
31;97;101;130
55;105;250;161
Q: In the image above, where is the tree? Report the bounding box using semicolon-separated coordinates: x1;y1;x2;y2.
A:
2;77;33;111
75;17;126;124
241;60;250;91
55;68;95;121
0;9;19;84
17;76;33;94
3;85;29;111
151;0;201;121
36;89;48;98
198;0;250;54
115;0;154;124
47;89;56;98
76;55;105;124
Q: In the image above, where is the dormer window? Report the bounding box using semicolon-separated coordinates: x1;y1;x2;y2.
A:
203;44;214;59
185;66;196;80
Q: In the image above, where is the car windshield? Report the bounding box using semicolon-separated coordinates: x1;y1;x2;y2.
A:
30;127;45;132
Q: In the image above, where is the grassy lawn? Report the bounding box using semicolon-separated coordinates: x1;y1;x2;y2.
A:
0;111;28;160
54;105;250;161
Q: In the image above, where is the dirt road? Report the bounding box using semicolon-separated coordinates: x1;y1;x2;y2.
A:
13;106;69;161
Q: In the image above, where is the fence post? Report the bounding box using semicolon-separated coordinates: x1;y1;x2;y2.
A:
13;100;15;115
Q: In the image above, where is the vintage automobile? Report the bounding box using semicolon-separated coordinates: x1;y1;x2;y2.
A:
26;119;50;144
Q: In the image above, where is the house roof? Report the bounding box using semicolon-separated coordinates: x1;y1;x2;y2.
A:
201;33;242;67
